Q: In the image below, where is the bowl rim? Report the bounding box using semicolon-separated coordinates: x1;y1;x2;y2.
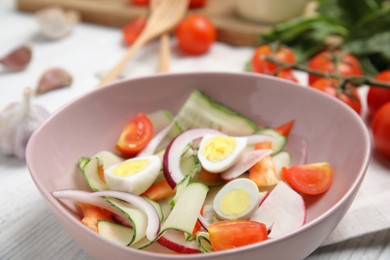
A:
26;71;372;258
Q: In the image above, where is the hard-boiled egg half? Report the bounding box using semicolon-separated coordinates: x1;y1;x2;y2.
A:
198;135;247;173
104;155;161;195
213;178;260;220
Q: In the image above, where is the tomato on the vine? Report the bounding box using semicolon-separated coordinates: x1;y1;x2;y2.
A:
116;113;154;157
176;14;216;55
311;78;362;114
371;102;390;160
251;44;295;75
122;17;147;46
367;70;390;115
307;50;363;85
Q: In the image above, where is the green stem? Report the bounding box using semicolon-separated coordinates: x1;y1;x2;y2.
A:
266;57;390;89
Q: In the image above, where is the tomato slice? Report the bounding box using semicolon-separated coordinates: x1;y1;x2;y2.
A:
115;113;154;156
274;119;295;137
282;162;333;195
208;220;268;251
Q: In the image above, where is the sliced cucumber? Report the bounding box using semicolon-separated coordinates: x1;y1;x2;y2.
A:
196;231;212;253
257;128;287;155
77;151;124;192
98;220;134;246
272;151;291;178
105;198;148;246
161;182;209;235
144;197;164;222
79;157;108;191
147;110;183;151
176;90;259;135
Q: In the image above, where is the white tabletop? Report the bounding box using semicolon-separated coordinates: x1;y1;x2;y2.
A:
1;1;390;259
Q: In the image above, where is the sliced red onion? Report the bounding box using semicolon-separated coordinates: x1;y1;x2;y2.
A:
137;119;176;158
221;149;273;181
197;215;210;231
246;134;276;145
163;128;223;188
52;189;160;240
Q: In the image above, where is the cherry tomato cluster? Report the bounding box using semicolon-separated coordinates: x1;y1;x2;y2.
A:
122;1;216;55
251;45;390;161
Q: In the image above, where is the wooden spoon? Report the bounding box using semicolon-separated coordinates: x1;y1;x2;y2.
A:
100;0;188;86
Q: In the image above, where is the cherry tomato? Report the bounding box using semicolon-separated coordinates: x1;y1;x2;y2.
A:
189;0;207;8
311;78;362;114
308;50;363;85
130;0;207;8
251;44;295;75
208;220;268;251
116;113;154;156
367;70;390;115
122;17;147;46
130;0;149;5
176;14;216;55
282;162;333;195
371;102;390;160
276;70;299;83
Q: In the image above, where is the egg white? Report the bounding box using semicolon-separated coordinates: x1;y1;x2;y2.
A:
104;155;161;195
198;135;247;173
213;178;260;220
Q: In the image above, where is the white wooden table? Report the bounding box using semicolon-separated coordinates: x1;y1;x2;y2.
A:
1;1;390;259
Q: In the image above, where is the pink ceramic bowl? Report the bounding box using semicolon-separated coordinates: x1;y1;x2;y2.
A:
26;72;370;260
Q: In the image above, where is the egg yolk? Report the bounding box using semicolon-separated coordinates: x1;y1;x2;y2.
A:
220;189;251;217
112;159;148;177
202;136;236;162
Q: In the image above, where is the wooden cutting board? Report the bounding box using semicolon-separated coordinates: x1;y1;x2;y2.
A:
16;0;276;46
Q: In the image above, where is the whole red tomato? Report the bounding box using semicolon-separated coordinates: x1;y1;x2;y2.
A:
251;44;295;75
130;0;207;8
308;50;363;85
311;78;362;114
367;70;390;115
122;17;147;46
176;14;216;55
371;102;390;160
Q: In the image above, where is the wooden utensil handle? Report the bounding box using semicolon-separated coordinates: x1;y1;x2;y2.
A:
158;33;170;73
99;36;147;86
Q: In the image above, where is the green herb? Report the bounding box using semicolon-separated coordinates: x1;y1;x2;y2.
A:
259;0;390;75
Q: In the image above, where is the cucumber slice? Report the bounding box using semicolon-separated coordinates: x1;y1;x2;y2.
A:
105;198;148;246
98;220;134;246
79;157;108;191
257;128;287;155
272;151;291;178
147;110;183;151
176;90;259;135
77;151;124;192
196;231;212;253
161;182;209;235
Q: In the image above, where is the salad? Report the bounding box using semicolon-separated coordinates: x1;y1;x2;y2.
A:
52;89;333;254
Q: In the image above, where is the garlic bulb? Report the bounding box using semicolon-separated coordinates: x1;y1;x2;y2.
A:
0;88;50;159
35;7;80;40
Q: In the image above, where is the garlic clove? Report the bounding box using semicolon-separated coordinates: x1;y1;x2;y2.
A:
35;7;80;40
35;68;73;95
0;88;50;159
0;45;32;71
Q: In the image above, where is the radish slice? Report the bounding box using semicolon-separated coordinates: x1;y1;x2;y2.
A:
250;181;306;238
137;120;176;157
221;149;273;181
163;128;223;188
157;229;201;254
52;190;160;240
246;134;276;145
